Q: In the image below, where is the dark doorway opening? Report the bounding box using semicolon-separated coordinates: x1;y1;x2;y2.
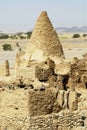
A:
63;75;69;91
85;82;87;89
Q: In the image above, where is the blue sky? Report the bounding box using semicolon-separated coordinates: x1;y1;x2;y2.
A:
0;0;87;32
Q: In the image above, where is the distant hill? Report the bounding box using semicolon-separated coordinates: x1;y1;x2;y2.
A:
55;26;87;33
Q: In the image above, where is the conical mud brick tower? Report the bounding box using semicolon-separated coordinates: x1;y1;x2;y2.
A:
25;11;65;63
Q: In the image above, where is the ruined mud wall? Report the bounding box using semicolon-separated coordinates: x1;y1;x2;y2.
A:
28;89;78;116
0;60;10;77
70;56;87;89
16;66;36;79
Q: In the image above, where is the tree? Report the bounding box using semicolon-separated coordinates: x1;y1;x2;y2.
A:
0;34;9;39
72;34;80;38
26;31;32;39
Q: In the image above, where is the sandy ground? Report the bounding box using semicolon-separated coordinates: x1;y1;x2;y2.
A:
0;89;29;118
0;38;87;67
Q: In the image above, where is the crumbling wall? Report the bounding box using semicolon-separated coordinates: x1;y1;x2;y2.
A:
15;53;21;67
28;88;78;117
35;58;55;82
28;89;61;116
16;66;36;79
69;55;87;89
0;60;10;77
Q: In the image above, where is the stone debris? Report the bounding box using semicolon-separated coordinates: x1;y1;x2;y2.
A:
0;113;86;130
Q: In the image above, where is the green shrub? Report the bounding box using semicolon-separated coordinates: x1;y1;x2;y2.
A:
19;48;22;51
2;44;13;51
72;34;80;38
0;34;9;39
19;35;26;39
9;35;18;39
83;34;87;38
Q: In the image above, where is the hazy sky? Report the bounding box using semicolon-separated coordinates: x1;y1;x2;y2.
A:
0;0;87;32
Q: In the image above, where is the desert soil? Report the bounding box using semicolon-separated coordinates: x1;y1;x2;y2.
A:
0;38;87;67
